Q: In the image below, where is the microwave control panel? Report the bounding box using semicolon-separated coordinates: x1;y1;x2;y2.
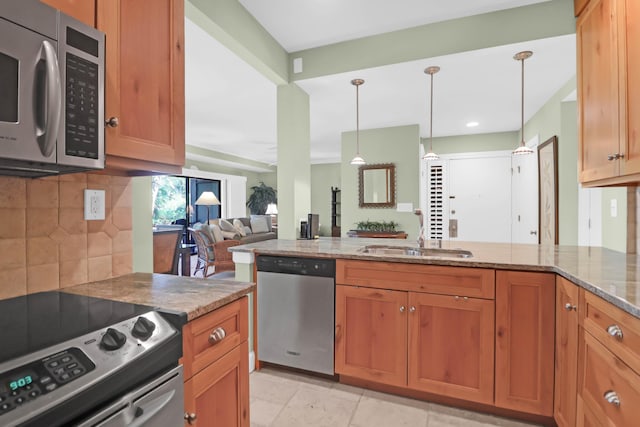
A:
65;52;99;159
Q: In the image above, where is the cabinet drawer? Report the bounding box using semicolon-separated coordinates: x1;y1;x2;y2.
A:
182;297;248;380
579;331;640;426
336;260;494;299
582;291;640;374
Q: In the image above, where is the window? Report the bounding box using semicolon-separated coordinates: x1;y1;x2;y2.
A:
152;175;221;226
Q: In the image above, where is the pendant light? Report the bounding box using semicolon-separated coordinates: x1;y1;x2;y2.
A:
422;66;440;161
513;51;535;155
350;78;366;165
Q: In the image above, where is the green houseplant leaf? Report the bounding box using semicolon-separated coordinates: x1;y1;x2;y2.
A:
247;182;277;215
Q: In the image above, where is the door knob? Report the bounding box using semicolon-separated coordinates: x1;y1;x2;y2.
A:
105;116;119;127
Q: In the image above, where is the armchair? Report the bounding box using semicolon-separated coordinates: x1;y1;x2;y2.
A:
188;227;241;277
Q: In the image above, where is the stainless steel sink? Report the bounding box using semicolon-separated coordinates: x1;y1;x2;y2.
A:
358;245;473;258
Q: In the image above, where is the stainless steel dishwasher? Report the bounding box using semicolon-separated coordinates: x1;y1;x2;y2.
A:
256;256;335;375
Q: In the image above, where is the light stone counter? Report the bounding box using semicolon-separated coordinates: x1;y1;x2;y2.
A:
64;272;256;322
230;237;640;318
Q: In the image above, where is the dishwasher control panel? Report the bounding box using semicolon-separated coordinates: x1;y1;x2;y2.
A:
256;256;335;277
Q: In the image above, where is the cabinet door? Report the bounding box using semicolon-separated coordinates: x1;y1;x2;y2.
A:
40;0;96;26
335;285;407;387
575;0;590;16
184;341;250;427
495;271;555;416
97;0;185;173
620;0;640;176
577;0;620;183
407;292;494;405
554;277;580;427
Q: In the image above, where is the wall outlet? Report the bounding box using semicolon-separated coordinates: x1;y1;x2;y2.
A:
610;198;617;218
84;189;106;220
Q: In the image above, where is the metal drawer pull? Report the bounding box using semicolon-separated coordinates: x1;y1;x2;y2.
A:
208;327;226;344
564;303;577;311
400;306;406;313
607;324;623;340
184;412;197;424
603;390;620;407
409;306;416;313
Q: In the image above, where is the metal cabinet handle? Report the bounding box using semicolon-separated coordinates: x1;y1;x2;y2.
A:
564;303;577;311
184;412;197;424
607;153;625;161
603;390;620;407
399;306;405;313
607;324;623;340
105;116;119;128
208;327;226;344
409;306;416;313
453;296;469;301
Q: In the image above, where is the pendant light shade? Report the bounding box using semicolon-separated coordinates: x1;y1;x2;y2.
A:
513;51;534;156
422;66;440;161
350;79;366;165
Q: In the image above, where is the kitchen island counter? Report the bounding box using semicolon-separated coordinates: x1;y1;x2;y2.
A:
64;272;255;321
230;237;640;318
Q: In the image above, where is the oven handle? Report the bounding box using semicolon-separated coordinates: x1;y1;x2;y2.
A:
35;40;62;158
127;388;178;426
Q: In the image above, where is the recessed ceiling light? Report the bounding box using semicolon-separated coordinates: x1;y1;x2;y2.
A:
466;121;479;128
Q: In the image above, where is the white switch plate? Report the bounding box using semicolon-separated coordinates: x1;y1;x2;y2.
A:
84;189;105;220
396;202;414;212
293;57;303;73
610;198;617;218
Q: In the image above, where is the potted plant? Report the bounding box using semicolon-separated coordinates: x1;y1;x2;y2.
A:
247;182;277;215
354;220;400;232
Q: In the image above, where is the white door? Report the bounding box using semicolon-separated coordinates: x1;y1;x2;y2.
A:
511;151;539;243
448;155;512;243
578;186;602;246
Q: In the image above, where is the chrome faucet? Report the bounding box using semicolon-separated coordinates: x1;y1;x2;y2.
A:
414;209;425;248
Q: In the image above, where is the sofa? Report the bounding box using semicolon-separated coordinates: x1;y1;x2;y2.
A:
208;215;276;244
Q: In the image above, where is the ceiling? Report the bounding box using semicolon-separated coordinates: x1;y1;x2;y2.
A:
185;0;576;167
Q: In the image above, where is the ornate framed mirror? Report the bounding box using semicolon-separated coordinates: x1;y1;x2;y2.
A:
358;163;396;208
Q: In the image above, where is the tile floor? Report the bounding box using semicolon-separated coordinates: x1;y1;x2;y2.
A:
250;367;541;427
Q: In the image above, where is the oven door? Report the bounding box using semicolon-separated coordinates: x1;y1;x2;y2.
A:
0;17;61;164
75;366;184;427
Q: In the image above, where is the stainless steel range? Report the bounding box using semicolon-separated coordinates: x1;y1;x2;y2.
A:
0;291;185;427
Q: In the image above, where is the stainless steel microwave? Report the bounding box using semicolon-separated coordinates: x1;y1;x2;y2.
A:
0;0;105;177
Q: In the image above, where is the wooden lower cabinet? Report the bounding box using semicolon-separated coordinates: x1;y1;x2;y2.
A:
182;297;250;427
577;331;640;426
495;271;555;416
335;285;408;387
554;277;580;427
184;342;249;427
407;292;494;404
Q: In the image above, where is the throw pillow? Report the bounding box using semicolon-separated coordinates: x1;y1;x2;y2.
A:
218;218;236;232
220;230;240;240
210;224;224;243
250;217;269;234
233;219;247;237
243;226;253;235
194;223;215;244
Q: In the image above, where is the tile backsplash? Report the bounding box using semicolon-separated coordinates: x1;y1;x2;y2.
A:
0;173;132;300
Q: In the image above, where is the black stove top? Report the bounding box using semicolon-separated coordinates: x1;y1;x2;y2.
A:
0;291;154;365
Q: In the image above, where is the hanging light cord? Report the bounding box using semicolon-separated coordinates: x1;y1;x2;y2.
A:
520;55;525;145
356;82;360;154
429;71;434;152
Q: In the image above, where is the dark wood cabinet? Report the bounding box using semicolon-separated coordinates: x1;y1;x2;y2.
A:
331;187;341;237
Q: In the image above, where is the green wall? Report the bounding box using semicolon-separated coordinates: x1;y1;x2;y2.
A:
341;125;420;240
132;176;153;273
311;163;341;236
601;188;628;252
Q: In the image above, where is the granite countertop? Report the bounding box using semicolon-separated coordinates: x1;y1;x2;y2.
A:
230;238;640;318
64;273;256;322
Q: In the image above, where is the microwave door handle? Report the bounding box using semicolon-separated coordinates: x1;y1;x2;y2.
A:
35;40;62;158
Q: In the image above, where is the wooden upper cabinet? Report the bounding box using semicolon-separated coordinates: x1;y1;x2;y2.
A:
554;277;580;427
577;0;620;184
495;270;555;416
335;285;408;387
575;0;591;16
97;0;185;174
407;292;494;405
40;0;96;26
578;0;640;185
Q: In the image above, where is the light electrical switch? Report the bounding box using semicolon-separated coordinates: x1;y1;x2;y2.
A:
84;189;106;220
610;199;617;218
